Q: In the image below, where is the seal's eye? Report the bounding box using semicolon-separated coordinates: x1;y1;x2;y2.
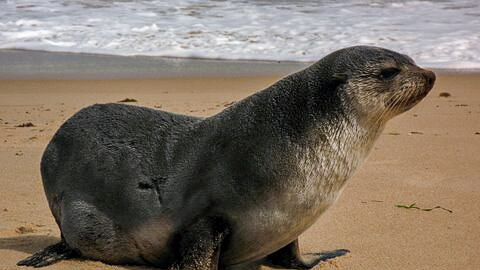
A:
380;68;400;80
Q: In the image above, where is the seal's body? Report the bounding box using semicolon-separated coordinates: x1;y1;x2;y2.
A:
18;46;435;269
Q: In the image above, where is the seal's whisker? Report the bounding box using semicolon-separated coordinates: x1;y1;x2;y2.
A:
380;91;404;125
372;93;400;127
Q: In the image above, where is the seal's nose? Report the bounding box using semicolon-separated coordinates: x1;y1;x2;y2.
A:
423;70;436;89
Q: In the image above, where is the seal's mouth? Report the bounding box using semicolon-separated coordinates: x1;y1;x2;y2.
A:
401;89;430;109
386;69;436;111
404;70;436;107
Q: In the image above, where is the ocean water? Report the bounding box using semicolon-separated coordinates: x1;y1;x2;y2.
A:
0;0;479;69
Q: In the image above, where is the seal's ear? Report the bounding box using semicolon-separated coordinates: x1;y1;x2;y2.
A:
332;73;348;84
331;73;348;88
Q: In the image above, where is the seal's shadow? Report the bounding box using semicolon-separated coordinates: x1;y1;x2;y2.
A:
0;235;59;254
0;236;349;269
0;235;155;269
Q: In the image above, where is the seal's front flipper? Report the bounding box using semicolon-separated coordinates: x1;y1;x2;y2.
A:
263;239;349;269
17;240;77;268
170;217;229;270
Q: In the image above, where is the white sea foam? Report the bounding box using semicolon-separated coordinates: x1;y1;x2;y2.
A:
0;0;479;69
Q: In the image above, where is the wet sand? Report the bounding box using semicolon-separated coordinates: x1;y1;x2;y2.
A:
0;72;479;269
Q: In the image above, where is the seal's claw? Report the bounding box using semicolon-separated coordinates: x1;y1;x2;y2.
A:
17;240;76;268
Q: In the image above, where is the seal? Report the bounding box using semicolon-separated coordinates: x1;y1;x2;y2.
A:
18;46;435;269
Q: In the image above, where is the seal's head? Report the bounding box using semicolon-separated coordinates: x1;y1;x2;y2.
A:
314;46;435;124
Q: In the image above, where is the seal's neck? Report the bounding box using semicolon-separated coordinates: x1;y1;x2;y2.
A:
209;68;384;192
229;69;385;200
295;70;385;199
296;109;384;198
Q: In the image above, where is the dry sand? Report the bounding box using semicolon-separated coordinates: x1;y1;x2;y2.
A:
0;74;479;270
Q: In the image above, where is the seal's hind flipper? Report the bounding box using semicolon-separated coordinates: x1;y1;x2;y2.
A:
263;239;349;269
17;240;76;267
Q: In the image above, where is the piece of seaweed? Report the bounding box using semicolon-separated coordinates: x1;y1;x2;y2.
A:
395;203;452;213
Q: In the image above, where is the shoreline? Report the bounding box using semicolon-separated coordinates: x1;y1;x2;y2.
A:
1;49;479;80
0;49;309;80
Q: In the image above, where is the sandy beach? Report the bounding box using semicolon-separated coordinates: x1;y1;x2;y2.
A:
0;52;479;270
